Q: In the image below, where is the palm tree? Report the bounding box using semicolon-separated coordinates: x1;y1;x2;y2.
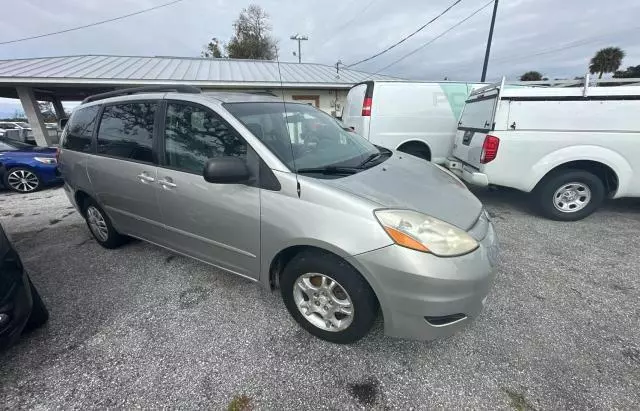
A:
589;47;625;79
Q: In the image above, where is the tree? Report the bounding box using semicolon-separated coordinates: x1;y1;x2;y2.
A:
613;64;640;78
520;71;543;81
202;37;224;58
589;47;625;79
225;5;277;60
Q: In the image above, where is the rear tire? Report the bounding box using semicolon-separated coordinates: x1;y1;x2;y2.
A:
280;250;378;344
82;198;127;248
534;169;605;221
23;279;49;332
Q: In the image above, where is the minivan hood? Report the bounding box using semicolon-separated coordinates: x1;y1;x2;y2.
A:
323;153;483;230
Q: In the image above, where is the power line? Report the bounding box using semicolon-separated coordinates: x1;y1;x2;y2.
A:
441;24;640;75
0;0;187;46
369;0;494;76
317;0;378;49
332;0;379;37
347;0;465;67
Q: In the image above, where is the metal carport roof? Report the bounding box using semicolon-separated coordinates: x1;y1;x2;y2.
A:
0;55;398;100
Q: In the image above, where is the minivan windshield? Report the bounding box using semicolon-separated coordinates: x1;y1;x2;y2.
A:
224;102;385;173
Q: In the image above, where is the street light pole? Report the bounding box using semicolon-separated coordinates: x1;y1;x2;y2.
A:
481;0;499;82
290;34;308;63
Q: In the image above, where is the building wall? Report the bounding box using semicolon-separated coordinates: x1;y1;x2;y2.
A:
202;87;349;117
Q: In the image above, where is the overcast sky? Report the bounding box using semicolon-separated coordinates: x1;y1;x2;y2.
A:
1;0;639;94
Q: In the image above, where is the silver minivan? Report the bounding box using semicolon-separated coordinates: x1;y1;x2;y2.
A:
58;87;498;344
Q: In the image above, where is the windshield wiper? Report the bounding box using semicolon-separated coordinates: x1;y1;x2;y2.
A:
296;166;361;175
358;152;382;168
358;149;391;168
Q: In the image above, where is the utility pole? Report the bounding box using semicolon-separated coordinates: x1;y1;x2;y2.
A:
290;34;308;63
481;0;499;82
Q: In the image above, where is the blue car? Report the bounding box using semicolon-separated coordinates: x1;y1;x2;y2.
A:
0;138;60;193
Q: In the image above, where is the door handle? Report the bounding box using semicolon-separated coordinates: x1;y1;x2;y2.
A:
137;173;155;183
158;178;177;189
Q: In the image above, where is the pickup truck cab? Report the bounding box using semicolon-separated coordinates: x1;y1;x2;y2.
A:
446;77;640;221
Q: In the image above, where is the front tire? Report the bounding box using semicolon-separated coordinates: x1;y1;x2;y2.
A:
4;167;41;193
82;198;127;248
534;169;605;221
281;250;378;344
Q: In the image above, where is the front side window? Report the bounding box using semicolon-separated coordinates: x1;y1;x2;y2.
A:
163;103;246;174
97;102;157;163
224;102;382;172
61;105;99;153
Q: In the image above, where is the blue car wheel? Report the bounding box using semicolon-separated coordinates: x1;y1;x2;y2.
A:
4;167;41;193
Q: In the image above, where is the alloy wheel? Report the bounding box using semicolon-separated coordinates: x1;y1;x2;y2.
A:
86;206;109;242
293;273;354;332
553;182;592;213
7;169;39;193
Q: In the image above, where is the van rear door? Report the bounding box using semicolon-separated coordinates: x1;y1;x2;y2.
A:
452;88;500;168
342;82;372;138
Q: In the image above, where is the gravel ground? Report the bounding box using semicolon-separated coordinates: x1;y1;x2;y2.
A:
0;185;639;409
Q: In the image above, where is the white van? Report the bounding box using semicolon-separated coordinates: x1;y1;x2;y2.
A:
446;77;640;221
342;81;480;164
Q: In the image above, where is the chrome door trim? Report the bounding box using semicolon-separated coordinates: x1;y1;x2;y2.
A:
105;205;257;259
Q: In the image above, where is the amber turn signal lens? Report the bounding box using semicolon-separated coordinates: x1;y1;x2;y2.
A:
383;226;429;252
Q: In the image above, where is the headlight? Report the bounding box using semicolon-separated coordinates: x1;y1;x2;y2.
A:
375;209;479;257
34;157;56;164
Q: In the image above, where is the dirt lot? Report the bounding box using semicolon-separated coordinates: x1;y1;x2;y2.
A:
1;186;639;409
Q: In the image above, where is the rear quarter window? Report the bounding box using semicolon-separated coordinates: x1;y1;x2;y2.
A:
61;106;100;153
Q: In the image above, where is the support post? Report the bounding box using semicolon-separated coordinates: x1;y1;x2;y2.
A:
16;86;51;147
52;98;66;120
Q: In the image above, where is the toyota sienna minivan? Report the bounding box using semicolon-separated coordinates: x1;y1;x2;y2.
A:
58;86;498;343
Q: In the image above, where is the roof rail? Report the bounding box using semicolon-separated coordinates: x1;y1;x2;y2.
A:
82;85;201;104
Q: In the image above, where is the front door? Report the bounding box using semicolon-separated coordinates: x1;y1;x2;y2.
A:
87;101;165;243
156;101;261;279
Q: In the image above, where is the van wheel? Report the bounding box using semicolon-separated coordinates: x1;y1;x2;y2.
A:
82;198;126;248
534;169;605;221
398;143;431;161
280;251;378;344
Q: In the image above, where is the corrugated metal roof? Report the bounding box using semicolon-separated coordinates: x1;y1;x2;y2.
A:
0;55;397;88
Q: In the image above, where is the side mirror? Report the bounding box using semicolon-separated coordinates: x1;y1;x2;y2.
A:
203;157;250;184
59;118;69;130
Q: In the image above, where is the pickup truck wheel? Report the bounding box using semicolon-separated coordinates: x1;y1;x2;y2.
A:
281;251;378;344
535;169;605;221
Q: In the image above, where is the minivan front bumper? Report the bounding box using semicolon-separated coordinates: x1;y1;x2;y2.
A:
353;220;498;341
446;158;489;187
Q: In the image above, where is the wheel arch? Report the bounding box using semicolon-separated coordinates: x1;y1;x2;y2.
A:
73;190;93;217
528;146;631;197
396;139;432;161
266;243;384;318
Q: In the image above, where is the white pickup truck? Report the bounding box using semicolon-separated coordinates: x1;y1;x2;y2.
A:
446;77;640;221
